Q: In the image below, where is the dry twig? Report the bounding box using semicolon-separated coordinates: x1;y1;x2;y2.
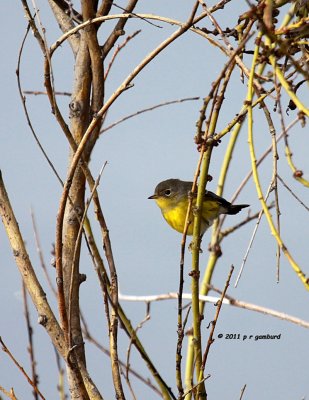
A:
0;337;45;400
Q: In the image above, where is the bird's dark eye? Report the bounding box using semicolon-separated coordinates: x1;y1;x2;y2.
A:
164;189;171;196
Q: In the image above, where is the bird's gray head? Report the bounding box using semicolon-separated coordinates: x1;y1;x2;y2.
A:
148;179;192;202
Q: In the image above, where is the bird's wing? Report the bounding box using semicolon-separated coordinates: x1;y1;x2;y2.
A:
203;190;231;209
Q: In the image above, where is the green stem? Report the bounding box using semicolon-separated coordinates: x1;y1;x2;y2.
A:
248;33;309;290
190;148;212;400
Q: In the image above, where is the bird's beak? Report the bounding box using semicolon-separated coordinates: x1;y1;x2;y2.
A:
148;194;158;199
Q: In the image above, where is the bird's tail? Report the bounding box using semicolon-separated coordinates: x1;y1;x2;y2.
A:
227;204;250;215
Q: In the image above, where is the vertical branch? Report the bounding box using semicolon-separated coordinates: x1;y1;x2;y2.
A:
177;149;204;400
48;8;201;398
184;19;258;397
82;0;105;158
54;349;66;400
51;7;206;398
260;103;281;281
125;305;151;400
17;4;103;398
190;146;212;400
97;203;125;400
22;282;39;400
175;3;201;386
60;33;90;397
199;117;242;295
185;57;237;400
247;32;309;291
46;2;105;398
68;164;106;351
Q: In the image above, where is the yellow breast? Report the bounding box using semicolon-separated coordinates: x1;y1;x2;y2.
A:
155;196;222;236
162;198;192;234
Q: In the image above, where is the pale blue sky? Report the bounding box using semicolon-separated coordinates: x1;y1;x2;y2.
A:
1;1;309;399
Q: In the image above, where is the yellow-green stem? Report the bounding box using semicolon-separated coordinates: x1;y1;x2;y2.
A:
285;146;309;187
190;148;212;399
216;123;242;197
265;31;309;116
248;31;309;290
185;111;243;400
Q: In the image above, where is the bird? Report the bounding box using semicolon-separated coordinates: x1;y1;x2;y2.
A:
148;178;249;236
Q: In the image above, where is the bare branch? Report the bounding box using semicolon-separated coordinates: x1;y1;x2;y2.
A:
201;266;234;375
0;337;46;400
0;171;66;356
119;291;309;329
277;175;309;212
102;0;139;58
22;282;40;400
101;97;200;135
47;0;80;54
0;385;19;400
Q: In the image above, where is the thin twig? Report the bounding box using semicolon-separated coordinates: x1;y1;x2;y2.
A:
0;386;19;400
260;100;281;282
112;3;163;28
125;304;151;400
101;97;200;135
239;384;247;400
23;90;71;96
180;375;210;399
31;209;57;296
80;313;162;397
200;266;234;375
102;0;140;59
16;24;63;187
53;347;66;400
49;13;220;56
235;184;273;287
22;282;39;400
227;117;300;208
277;175;309;212
104;30;141;80
247;35;309;290
0;337;46;400
119;291;309;329
219;202;275;240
